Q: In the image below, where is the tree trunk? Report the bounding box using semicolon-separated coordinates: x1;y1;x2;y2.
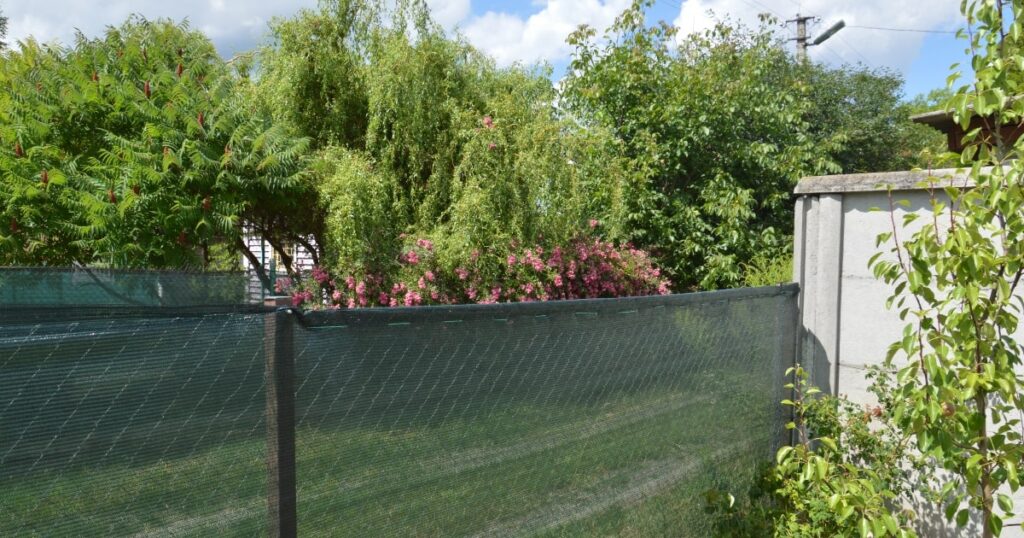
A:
236;236;273;293
977;392;994;538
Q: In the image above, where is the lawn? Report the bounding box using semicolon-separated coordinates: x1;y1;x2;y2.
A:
0;296;788;536
2;381;774;537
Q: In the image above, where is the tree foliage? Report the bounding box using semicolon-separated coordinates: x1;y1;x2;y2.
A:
871;1;1024;535
259;0;631;293
561;1;943;289
562;4;839;289
803;65;943;174
0;0;944;301
0;5;7;51
0;18;310;287
707;367;932;537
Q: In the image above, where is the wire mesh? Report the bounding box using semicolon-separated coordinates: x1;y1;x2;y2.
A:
0;268;797;537
291;286;797;536
0;266;252;307
0;312;269;536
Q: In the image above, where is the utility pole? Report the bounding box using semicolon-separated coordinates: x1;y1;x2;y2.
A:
788;14;815;62
787;15;845;63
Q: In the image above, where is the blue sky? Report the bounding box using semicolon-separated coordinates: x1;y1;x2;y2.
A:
3;0;969;100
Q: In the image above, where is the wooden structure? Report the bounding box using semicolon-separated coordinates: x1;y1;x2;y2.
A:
912;108;1024;153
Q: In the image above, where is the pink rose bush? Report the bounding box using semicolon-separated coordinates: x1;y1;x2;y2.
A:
287;233;671;309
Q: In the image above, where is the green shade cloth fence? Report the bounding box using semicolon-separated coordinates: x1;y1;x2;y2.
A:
0;268;798;537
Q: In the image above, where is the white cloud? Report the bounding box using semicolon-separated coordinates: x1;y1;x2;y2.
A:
462;0;633;67
1;0;473;57
672;0;962;71
2;0;965;78
427;0;471;30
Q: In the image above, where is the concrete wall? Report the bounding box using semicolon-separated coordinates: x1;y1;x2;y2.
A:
793;168;1024;536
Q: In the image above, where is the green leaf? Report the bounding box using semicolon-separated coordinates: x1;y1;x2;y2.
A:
997;493;1013;513
776;446;793;464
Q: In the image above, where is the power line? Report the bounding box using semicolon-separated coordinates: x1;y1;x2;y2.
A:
813;39;847;66
739;0;783;19
846;25;957;34
835;33;871;65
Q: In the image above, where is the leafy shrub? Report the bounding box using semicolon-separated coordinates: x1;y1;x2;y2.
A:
742;253;793;287
706;366;940;537
283;233;670;309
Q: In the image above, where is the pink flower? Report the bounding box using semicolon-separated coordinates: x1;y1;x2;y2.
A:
405;250;420;265
425;270;435;282
347;298;356;308
507;254;517;266
482;115;494;128
355;281;366;296
379;292;389;305
467;287;478;300
345;275;356;289
487;142;497;151
332;290;343;303
417;276;426;289
312;266;331;285
554;274;563;287
589;219;599;229
416;238;434;251
455;267;469;280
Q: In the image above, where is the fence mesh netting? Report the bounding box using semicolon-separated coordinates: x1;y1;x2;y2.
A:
0;268;798;537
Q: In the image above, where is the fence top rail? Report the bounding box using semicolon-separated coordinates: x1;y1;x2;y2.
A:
0;282;797;327
795;167;976;195
294;283;799;329
0;304;273;325
0;265;248;276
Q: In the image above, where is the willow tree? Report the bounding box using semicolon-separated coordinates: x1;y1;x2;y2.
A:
0;17;311;287
259;0;627;285
0;6;7;50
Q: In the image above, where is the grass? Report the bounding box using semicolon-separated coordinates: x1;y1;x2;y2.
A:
0;297;790;537
1;370;776;537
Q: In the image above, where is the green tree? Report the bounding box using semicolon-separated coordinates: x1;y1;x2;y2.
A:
259;0;372;151
904;86;957;165
803;65;942;173
0;17;311;288
260;0;627;288
562;3;839;290
0;5;7;50
872;1;1024;535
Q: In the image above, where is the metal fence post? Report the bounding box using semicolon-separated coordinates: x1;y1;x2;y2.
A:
264;297;297;537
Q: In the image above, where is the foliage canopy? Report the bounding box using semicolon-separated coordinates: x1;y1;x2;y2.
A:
0;0;945;300
0;17;310;289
